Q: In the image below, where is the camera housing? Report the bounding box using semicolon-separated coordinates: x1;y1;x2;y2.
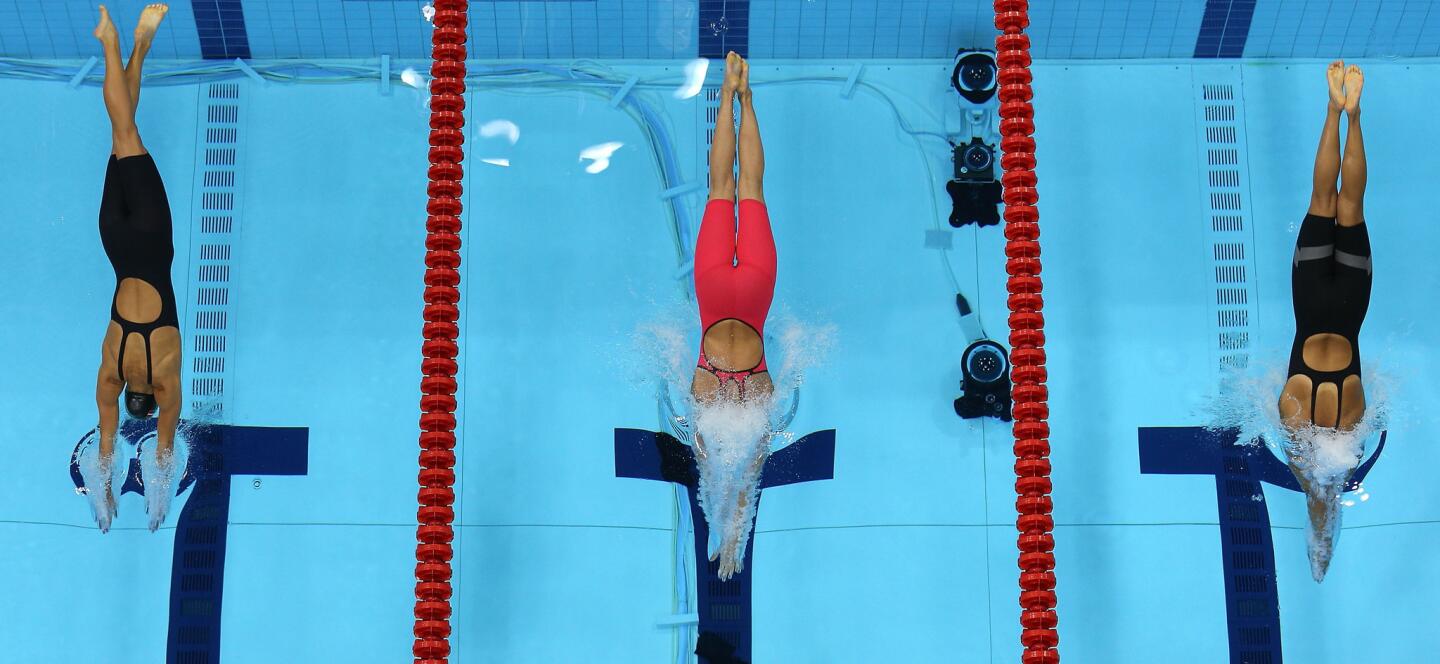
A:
947;48;1002;228
952;294;1011;422
947;137;1002;227
954;339;1012;422
954;136;995;183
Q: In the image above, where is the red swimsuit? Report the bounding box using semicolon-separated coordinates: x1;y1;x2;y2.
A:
694;198;776;388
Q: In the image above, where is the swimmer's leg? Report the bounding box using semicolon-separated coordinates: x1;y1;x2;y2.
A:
1338;65;1366;229
127;4;169;115
736;58;765;205
708;52;741;203
1308;60;1346;218
94;6;144;159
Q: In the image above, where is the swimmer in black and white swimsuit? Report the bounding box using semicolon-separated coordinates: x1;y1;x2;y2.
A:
1280;61;1371;435
91;4;180;532
1277;60;1370;579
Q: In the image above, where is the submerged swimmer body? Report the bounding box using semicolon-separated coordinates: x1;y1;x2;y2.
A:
691;52;775;580
1277;61;1371;582
90;4;182;533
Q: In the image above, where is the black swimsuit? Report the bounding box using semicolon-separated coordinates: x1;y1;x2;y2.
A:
1287;212;1372;418
99;154;178;386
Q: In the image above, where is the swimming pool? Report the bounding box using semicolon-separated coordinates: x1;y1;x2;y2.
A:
2;1;1438;663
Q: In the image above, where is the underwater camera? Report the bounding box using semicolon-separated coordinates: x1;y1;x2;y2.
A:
954;136;995;182
955;340;1012;421
951;49;998;106
952;294;1012;422
947;48;1002;228
947;139;1002;227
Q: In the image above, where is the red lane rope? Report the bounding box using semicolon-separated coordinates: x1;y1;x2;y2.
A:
417;2;466;662
995;1;1057;662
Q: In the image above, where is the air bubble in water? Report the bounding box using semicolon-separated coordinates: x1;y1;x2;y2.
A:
579;142;624;174
401;67;426;89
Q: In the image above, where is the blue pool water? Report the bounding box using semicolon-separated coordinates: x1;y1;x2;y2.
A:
3;8;1440;664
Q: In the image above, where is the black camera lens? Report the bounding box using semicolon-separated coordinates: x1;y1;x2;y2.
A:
967;346;1005;383
964;143;992;172
960;61;995;92
952;51;998;105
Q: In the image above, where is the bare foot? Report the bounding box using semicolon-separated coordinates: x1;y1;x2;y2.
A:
1344;64;1364;115
723;51;742;94
736;57;750;97
94;5;119;45
135;4;169;49
1326;60;1345;112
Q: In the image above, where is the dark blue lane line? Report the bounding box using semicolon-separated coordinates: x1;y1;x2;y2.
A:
1139;426;1388;664
1195;0;1231;57
699;0;749;59
166;424;309;663
1219;0;1257;57
616;427;835;664
191;0;251;59
1195;0;1257;58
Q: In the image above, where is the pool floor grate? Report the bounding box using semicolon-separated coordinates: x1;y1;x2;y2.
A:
1194;70;1284;664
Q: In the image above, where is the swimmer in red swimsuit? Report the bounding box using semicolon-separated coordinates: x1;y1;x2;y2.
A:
690;52;774;580
692;52;775;407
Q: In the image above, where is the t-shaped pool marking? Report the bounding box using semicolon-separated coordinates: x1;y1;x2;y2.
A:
71;420;309;661
1138;426;1386;663
616;427;835;664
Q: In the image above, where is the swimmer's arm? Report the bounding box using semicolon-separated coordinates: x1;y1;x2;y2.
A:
96;329;123;454
154;376;182;455
95;368;122;453
750;435;770;473
736;439;771;515
151;341;184;454
736;439;772;508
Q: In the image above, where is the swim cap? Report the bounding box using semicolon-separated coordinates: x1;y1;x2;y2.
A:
125;390;157;419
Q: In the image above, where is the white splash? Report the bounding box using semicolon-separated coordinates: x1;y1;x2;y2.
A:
579;141;624;174
765;310;837;404
675;58;709;100
480;119;521;145
76;428;127;534
629;308;835;580
75;426;192;533
692;396;772;579
480;158;511;168
1202;359;1396;582
138;430;191;533
1287;424;1370;581
627;308;695;395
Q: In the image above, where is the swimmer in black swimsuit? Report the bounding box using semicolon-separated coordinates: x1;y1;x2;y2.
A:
91;4;179;532
1277;61;1370;579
